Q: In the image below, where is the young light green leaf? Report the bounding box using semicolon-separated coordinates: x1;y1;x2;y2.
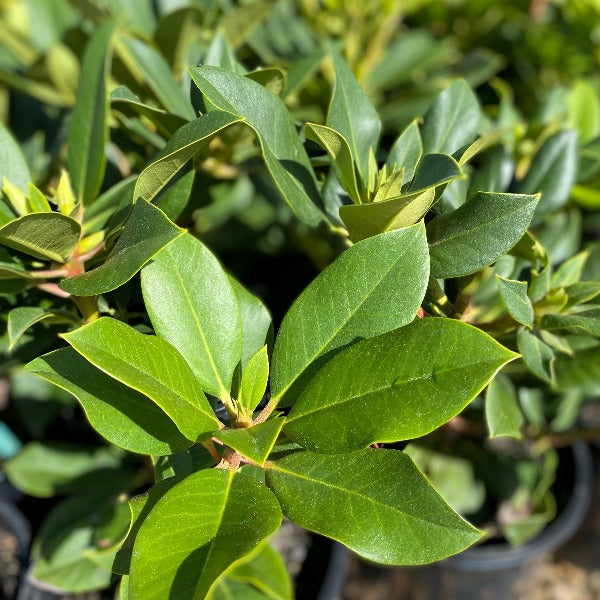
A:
27;183;51;212
26;348;191;456
55;170;76;216
485;373;524;439
266;449;482;564
60;199;183;296
284;318;517;453
0;212;81;262
0;122;30;191
339;189;435;242
141;233;242;398
387;119;422;183
551;251;589;288
517;328;555;383
4;442;119;498
496;276;534;328
2;179;29;216
271;223;429;405
407;153;463;194
128;470;282;600
567;79;599;143
213;417;285;466
421;80;480;155
134;111;242;202
189;66;326;227
67;22;114;204
427;192;540;279
62;317;219;441
8;307;74;350
238;345;269;415
517;130;578;217
327;52;380;184
119;36;195;121
305;123;361;203
228;276;272;367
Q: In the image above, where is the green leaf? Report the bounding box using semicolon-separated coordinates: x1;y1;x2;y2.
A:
4;442;119;498
407;153;463;194
555;347;600;394
517;130;578;217
7;307;73;350
541;309;600;337
0;122;30;191
496;276;534;328
517;329;554;383
327;52;380;184
229;276;272;368
211;543;292;600
153;168;194;221
551;251;588;288
421;80;480;155
565;281;600;307
82;176;136;234
0;212;81;262
284;318;516;453
266;449;482;564
62;317;219;441
238;345;269;415
213;417;285;466
567;79;600;143
27;182;51;212
32;495;130;593
67;22;114;204
485;373;524;439
119;36;195;120
128;470;282;600
189;66;326;227
340;189;435;242
60;199;183;296
134;111;242;203
271;223;429;405
427;192;540;279
387;119;422;184
305;123;361;203
26;348;191;456
141;233;242;398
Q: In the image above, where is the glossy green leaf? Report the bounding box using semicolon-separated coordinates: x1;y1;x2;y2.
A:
427;192;539;279
541;310;600;337
129;470;282;600
517;130;578;217
4;442;119;498
60;199;183;296
120;37;195;121
134;111;242;203
26;348;191;456
284;318;516;452
62;317;219;441
153;168;194;221
327;52;380;183
266;449;481;564
0;212;80;262
485;373;524;439
517;329;554;383
421;80;480;155
141;233;242;398
407;153;463;194
387;119;422;184
0;123;30;191
305;123;361;203
7;307;73;350
271;223;429;405
238;345;269;415
210;543;291;600
214;418;285;466
189;66;326;227
229;276;272;367
339;189;434;242
496;276;534;327
67;22;114;204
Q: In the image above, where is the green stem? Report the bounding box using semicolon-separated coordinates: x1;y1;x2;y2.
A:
72;295;100;323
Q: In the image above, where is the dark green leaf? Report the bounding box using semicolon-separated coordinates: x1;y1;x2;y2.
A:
8;307;74;350
554;347;600;394
427;192;540;279
284;318;516;452
541;310;600;337
517;329;554;383
407;153;463;194
271;223;429;405
266;449;481;564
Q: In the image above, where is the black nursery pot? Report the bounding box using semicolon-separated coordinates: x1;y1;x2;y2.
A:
0;494;30;600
